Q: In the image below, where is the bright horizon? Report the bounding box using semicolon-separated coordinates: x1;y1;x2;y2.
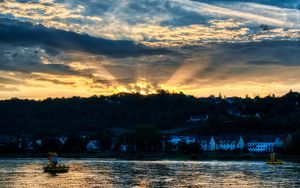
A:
1;0;300;99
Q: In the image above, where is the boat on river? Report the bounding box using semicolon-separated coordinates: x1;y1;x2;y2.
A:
43;165;69;173
44;153;69;173
266;153;283;165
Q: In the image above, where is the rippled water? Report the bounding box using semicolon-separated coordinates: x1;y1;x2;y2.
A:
0;159;299;187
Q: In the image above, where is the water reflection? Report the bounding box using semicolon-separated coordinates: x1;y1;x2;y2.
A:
0;159;299;187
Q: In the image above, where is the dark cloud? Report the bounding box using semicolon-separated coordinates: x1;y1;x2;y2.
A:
192;0;300;9
159;2;210;26
34;78;75;85
155;41;300;84
0;44;80;76
221;41;300;67
0;77;24;85
0;19;169;58
93;78;135;86
201;41;300;66
92;40;300;87
14;0;40;2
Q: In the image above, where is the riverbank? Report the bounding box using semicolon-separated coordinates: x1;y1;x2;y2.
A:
1;152;300;163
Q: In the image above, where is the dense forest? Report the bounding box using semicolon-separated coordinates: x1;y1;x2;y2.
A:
0;90;300;136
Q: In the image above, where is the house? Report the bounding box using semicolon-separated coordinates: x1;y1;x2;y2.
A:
36;139;42;146
120;144;136;152
215;136;245;151
226;97;241;104
57;137;67;145
197;135;245;151
166;135;198;151
0;135;16;145
226;109;241;117
168;136;197;145
120;144;127;152
198;136;211;151
0;135;16;148
17;136;35;151
187;115;208;123
246;135;283;152
255;113;261;119
208;136;216;151
25;141;34;151
236;136;245;150
86;140;100;152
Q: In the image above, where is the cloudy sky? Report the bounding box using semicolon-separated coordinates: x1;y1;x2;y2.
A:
0;0;300;99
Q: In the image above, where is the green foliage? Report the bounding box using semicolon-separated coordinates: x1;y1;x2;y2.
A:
285;130;300;154
42;138;62;153
134;124;162;151
90;130;113;150
114;124;162;152
178;141;201;154
63;135;89;153
0;91;299;136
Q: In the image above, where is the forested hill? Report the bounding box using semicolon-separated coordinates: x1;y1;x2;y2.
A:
1;90;300;136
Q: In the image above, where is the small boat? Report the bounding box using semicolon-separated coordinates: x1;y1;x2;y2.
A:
266;152;283;165
43;165;69;173
44;152;69;173
266;160;283;165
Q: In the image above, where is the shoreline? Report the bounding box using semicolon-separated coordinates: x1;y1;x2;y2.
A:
1;152;300;163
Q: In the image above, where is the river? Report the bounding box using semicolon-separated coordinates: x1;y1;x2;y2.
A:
0;159;299;187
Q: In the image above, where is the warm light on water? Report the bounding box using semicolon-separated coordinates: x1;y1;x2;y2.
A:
0;159;299;187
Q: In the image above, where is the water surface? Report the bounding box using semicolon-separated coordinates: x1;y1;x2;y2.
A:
0;159;299;187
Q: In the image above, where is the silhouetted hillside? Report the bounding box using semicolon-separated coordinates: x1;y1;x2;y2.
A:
0;90;300;136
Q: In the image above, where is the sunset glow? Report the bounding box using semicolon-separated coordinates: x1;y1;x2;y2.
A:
1;0;300;99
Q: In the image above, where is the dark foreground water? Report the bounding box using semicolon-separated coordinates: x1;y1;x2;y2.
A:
0;159;299;187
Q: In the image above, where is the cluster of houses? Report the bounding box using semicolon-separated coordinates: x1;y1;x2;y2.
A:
187;112;261;124
165;134;292;152
0;135;101;152
0;134;292;153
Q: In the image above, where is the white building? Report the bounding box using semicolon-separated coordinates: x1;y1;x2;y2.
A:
246;136;283;152
187;115;208;123
165;134;286;152
57;137;67;145
198;136;211;151
86;140;100;152
208;136;216;151
36;139;42;146
168;136;197;145
197;135;245;151
236;136;245;150
216;136;245;151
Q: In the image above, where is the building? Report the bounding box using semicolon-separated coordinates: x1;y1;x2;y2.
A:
198;135;245;151
215;136;245;151
187;115;208;123
198;136;211;151
86;140;100;152
208;136;216;151
120;144;136;152
57;137;68;145
246;135;283;152
0;135;16;148
164;134;285;153
168;136;197;145
36;139;42;146
166;135;198;151
0;136;16;144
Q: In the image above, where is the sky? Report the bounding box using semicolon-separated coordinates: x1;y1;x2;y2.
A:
0;0;300;99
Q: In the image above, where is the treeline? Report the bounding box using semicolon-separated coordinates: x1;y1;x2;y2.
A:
0;124;202;154
0;90;300;136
